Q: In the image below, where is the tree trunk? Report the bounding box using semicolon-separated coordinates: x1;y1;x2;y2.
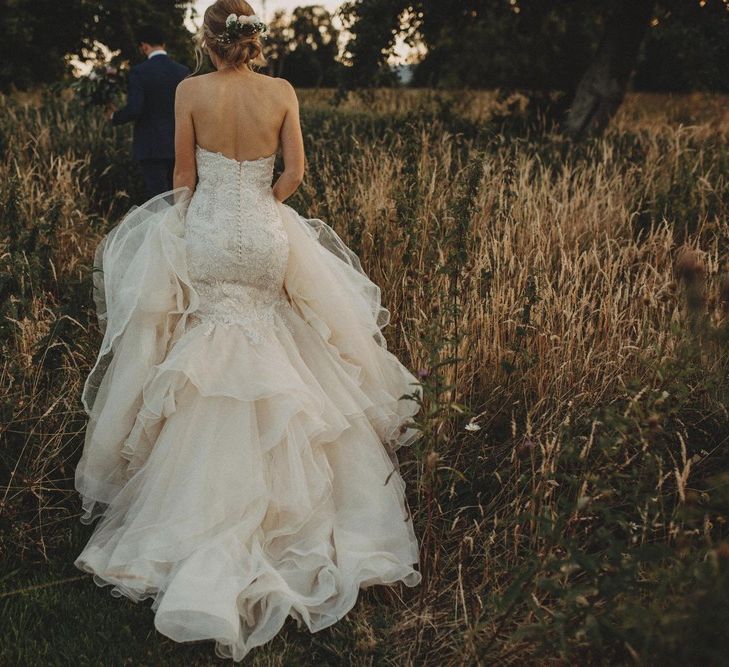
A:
565;0;655;140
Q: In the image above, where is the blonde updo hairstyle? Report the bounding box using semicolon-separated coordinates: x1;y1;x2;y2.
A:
194;0;266;73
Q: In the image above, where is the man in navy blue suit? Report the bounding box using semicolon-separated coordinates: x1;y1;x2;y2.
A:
107;26;190;199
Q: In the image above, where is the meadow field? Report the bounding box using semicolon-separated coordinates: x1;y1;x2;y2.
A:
1;88;729;665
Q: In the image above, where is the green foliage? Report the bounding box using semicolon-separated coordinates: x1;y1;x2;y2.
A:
413;1;601;91
344;0;729;92
339;0;407;87
70;65;127;108
82;0;195;69
0;0;91;90
1;0;195;91
636;0;729;92
265;6;343;87
485;336;729;663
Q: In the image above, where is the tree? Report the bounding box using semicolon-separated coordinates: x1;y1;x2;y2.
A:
343;0;729;134
340;0;607;90
0;0;194;91
0;0;91;90
85;0;194;68
411;1;600;90
635;0;729;92
264;11;293;79
264;6;341;87
564;0;729;137
339;0;408;87
564;0;655;139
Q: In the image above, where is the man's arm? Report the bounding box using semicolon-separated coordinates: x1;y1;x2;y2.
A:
112;68;144;125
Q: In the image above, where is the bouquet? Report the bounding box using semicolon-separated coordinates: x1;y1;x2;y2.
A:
71;64;126;108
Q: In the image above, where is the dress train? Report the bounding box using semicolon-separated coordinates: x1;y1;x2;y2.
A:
74;163;422;661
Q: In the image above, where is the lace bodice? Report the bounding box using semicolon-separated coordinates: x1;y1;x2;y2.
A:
184;145;290;342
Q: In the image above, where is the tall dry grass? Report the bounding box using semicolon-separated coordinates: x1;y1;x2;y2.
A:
1;88;729;664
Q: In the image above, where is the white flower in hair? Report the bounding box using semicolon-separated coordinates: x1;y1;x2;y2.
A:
216;12;268;44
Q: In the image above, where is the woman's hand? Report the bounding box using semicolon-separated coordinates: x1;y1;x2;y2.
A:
272;169;303;203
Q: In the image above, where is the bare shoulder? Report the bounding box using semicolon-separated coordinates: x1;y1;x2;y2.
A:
268;76;298;107
275;76;296;97
176;73;220;110
248;73;297;114
177;72;218;94
176;74;198;98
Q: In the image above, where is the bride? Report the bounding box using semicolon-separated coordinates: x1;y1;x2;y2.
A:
74;0;422;661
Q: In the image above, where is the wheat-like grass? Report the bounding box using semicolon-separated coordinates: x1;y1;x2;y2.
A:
1;88;728;664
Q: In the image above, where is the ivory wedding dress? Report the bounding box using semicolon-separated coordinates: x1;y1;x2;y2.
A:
74;146;423;661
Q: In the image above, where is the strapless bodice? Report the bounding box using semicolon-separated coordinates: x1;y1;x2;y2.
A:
194;145;277;191
183;145;289;343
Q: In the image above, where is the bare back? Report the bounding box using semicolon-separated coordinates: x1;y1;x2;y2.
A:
189;71;287;160
174;69;304;201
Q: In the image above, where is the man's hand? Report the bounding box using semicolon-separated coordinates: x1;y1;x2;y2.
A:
105;102;117;121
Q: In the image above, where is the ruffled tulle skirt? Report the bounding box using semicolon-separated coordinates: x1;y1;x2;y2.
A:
74;189;423;661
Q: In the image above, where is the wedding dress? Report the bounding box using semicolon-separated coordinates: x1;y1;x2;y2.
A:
74;145;423;661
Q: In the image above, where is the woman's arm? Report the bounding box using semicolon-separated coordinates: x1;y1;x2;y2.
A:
272;81;305;203
173;78;197;195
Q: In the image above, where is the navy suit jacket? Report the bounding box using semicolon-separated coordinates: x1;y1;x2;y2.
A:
112;54;190;161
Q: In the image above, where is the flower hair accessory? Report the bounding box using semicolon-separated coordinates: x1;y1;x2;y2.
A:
216;13;267;44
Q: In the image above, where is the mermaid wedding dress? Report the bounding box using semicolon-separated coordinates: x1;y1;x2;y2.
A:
74;145;422;661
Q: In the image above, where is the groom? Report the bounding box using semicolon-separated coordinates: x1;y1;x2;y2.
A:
108;26;190;199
